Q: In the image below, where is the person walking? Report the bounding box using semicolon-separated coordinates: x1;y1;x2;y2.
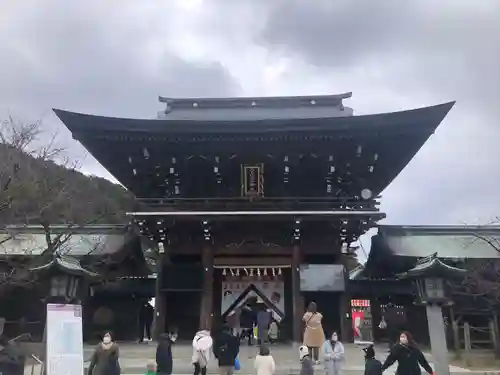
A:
156;330;178;375
381;331;434;375
192;328;213;375
302;302;325;364
254;344;275;375
88;332;120;375
321;331;344;375
213;323;240;375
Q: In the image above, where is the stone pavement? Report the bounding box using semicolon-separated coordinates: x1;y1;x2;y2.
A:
79;342;493;375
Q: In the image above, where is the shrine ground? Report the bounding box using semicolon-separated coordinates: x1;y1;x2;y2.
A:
69;342;494;375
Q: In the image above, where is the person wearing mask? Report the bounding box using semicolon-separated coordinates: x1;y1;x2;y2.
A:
363;345;382;375
321;331;344;375
156;330;178;375
192;328;213;375
302;302;325;364
299;345;314;375
381;331;434;375
254;344;275;375
213;324;240;375
88;332;120;375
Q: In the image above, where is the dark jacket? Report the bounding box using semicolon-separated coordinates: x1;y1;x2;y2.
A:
212;329;239;366
156;334;173;375
381;344;433;375
88;343;120;375
300;357;314;375
364;358;382;375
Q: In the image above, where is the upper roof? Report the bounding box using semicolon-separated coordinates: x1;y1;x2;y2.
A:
157;93;353;121
53;100;455;136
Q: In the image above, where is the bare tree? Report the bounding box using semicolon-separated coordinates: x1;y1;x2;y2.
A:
451;226;500;312
0;116;132;290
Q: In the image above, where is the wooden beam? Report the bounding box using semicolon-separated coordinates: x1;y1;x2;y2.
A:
200;246;214;330
153;246;170;339
213;257;291;267
292;245;303;343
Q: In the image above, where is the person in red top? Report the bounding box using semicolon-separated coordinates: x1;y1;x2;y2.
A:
381;331;434;375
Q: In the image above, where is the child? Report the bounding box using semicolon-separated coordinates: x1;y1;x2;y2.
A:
145;362;156;375
363;345;382;375
299;345;314;375
268;321;279;344
254;344;276;375
192;328;213;375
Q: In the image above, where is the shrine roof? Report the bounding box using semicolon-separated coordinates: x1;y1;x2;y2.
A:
372;225;500;259
157;93;353;121
53;101;454;136
0;224;129;256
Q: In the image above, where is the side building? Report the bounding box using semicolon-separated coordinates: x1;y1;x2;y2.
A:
0;225;154;341
54;93;454;341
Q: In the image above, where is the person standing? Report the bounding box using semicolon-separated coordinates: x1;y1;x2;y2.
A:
213;324;240;375
139;300;154;342
363;345;382;375
240;303;255;345
192;328;213;375
383;302;399;350
156;330;178;375
256;304;272;345
302;302;325;364
321;331;344;375
88;332;120;375
381;331;434;375
254;344;275;375
299;345;314;375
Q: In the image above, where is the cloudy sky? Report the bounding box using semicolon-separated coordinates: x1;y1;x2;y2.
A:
2;0;500;239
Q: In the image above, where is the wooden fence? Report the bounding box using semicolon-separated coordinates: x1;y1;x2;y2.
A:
451;317;500;363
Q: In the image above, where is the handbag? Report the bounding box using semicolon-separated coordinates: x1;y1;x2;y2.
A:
234;358;241;371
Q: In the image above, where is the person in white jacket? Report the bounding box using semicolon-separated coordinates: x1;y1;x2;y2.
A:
321;331;345;375
192;329;213;375
254;344;276;375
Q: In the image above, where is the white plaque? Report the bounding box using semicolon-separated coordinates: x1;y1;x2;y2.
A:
46;304;84;375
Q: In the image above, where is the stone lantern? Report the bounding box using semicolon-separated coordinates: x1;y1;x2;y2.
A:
398;253;466;375
30;254;99;304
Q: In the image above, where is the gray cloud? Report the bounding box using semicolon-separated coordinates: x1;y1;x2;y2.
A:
257;0;500;225
1;0;499;230
0;0;240;178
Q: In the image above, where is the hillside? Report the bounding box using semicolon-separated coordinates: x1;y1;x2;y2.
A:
0;143;137;226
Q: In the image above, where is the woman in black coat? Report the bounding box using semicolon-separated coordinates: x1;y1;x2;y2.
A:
381;331;434;375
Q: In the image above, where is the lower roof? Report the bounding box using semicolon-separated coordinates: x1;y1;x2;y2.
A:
373;225;500;259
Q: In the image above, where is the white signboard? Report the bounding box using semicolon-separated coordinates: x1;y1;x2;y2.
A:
46;304;84;375
221;279;285;321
